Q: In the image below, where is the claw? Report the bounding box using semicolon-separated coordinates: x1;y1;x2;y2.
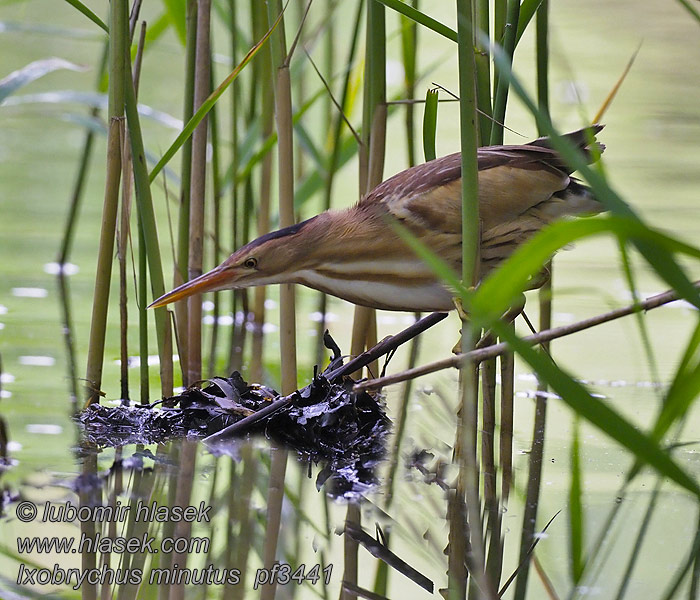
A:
452;292;527;354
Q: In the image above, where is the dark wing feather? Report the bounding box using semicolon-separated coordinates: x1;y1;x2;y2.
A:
359;125;605;210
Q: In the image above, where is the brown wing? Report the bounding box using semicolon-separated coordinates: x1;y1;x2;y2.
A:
361;125;604;236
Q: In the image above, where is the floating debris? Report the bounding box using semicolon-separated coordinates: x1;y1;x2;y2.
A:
78;313;448;498
79;334;392;497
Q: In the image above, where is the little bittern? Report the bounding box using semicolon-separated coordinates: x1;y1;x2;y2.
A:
150;126;605;312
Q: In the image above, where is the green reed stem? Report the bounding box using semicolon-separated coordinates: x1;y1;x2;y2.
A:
401;0;419;165
536;0;549;120
490;0;519;145
475;0;492;143
173;0;198;377
515;4;550;592
261;3;296;599
249;0;275;383
314;0;363;368
124;61;173;398
345;3;386;597
138;218;149;403
186;0;212;385
207;82;223;378
58;43;109;266
85;0;127;405
456;0;492;597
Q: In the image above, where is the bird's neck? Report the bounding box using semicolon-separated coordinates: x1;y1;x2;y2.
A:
292;207;427;275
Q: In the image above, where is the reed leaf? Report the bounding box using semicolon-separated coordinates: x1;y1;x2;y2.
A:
515;0;544;44
491;319;700;498
490;0;519;145
4;91;182;128
489;43;700;311
676;0;700;25
124;69;173;397
0;58;85;104
148;11;283;183
569;417;585;584
391;220;700;497
651;320;700;441
374;0;457;42
471;216;700;324
659;513;700;600
63;0;108;33
162;0;187;44
422;87;438;161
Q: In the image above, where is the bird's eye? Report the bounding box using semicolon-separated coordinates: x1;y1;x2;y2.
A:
244;257;258;269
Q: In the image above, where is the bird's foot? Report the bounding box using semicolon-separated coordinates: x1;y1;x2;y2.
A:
453;292;527;354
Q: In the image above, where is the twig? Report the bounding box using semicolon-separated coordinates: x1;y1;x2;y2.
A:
355;283;700;392
203;311;448;443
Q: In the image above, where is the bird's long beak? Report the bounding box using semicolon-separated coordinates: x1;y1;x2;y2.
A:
148;266;234;309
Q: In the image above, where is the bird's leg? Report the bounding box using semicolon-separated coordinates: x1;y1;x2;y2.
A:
452;293;527;354
474;293;526;349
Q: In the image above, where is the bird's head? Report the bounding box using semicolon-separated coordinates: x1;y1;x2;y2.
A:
148;217;321;309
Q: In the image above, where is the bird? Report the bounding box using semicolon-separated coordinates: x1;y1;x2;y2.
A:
149;125;605;313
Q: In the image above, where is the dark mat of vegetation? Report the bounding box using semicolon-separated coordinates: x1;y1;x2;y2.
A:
78;314;447;497
78;333;390;497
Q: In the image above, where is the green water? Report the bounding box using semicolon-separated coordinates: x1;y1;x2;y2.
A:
1;0;700;598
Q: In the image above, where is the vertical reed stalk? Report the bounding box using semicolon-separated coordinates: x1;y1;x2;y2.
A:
58;45;109;411
58;41;109;267
85;0;127;405
129;22;149;403
124;63;173;398
57;33;115;404
489;0;519;145
475;0;492;143
186;0;212;386
482;356;503;588
401;0;418;165
56;272;79;410
314;0;363;368
494;0;506;46
261;3;296;599
207;92;223;377
115;21;146;403
174;0;198;378
249;0;275;383
344;5;386;597
227;0;248;374
455;0;492;598
536;0;549;119
499;330;514;502
514;7;551;595
351;0;386;377
118;128;132;401
137;220;149;403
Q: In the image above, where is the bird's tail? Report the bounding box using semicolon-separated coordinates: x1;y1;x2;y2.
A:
529;124;606;171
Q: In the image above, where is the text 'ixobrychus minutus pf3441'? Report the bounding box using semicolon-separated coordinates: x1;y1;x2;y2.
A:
150;126;605;313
